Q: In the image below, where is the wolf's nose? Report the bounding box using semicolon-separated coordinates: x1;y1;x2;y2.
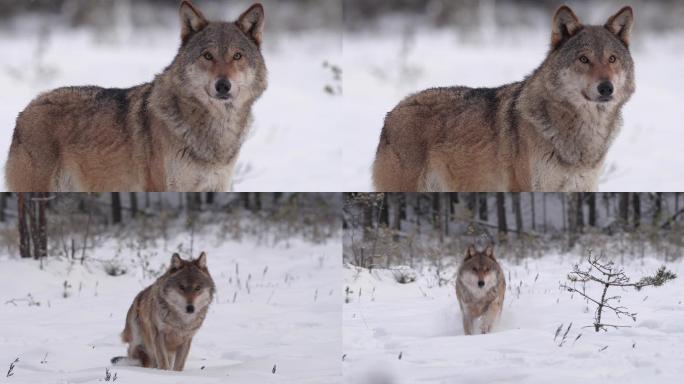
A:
478;281;485;288
597;81;614;97
215;79;232;96
186;304;195;314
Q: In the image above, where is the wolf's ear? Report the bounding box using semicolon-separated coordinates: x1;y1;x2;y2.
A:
196;252;207;268
170;253;183;270
237;3;265;47
605;6;634;47
484;245;494;258
551;5;582;50
180;0;208;45
465;245;476;259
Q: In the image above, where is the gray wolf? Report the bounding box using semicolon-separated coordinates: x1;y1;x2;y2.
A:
111;252;215;370
373;5;635;192
455;245;506;335
6;0;267;192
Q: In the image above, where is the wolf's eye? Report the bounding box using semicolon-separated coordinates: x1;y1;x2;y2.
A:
179;284;186;291
579;55;589;64
194;286;201;292
203;52;214;61
609;55;616;63
233;52;242;61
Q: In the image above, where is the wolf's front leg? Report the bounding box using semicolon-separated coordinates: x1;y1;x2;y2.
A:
154;331;171;370
173;339;193;371
480;297;504;334
462;312;474;335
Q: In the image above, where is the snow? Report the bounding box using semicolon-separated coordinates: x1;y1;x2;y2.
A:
0;21;342;192
343;254;684;383
0;226;341;383
342;28;684;191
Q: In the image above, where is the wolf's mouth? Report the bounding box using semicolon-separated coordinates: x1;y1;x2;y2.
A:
582;91;612;103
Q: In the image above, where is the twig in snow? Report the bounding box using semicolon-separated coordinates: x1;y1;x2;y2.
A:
7;358;18;377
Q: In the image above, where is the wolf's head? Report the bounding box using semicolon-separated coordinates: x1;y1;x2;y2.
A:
162;252;215;315
459;245;500;292
542;5;635;107
170;1;268;108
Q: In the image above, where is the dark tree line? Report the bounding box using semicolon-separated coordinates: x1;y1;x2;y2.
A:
345;192;684;243
2;193;340;261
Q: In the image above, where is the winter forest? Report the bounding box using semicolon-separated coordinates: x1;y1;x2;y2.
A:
344;192;684;267
0;193;342;384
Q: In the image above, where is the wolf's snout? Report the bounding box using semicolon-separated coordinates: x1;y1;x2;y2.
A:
597;81;614;97
478;280;485;288
215;79;232;97
186;304;195;314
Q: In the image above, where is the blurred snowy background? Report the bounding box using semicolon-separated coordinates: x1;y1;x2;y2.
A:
342;0;684;192
343;192;684;383
0;192;342;383
0;0;343;191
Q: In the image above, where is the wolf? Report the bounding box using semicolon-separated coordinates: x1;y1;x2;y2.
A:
5;0;267;192
373;5;635;192
455;245;506;335
111;252;215;371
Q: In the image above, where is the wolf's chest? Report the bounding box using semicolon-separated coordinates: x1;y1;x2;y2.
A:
531;157;601;192
164;156;237;192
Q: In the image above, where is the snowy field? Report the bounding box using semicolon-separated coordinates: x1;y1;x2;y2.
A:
0;228;341;383
0;16;342;192
342;26;684;192
343;254;684;383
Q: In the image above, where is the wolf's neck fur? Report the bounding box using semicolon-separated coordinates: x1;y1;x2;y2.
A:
518;75;622;169
149;74;253;166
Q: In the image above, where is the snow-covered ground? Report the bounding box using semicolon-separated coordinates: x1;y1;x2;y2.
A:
343;254;684;383
0;228;341;383
0;19;342;192
342;28;684;191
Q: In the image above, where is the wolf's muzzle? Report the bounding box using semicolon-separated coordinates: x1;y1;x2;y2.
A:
186;304;195;314
597;81;614;100
215;79;232;99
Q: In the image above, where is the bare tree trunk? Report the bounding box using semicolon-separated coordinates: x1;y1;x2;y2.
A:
479;192;488;221
618;193;630;230
653;192;662;226
587;193;597;227
206;192;215;205
0;193;6;222
512;193;523;235
36;193;48;259
496;193;508;237
433;194;443;243
111;192;122;224
576;193;584;233
632;193;641;229
561;194;567;233
27;194;41;260
379;193;389;227
129;192;138;218
530;192;536;231
18;193;31;258
543;193;547;233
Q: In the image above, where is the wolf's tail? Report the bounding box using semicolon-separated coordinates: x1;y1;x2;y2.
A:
111;356;141;367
